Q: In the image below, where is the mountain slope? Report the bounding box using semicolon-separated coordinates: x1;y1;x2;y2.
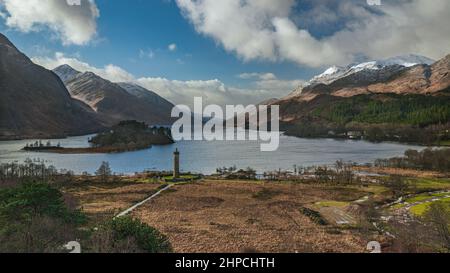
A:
53;67;175;126
117;82;174;115
286;55;436;99
0;33;103;140
274;54;450;145
310;54;434;86
53;64;81;82
366;55;450;95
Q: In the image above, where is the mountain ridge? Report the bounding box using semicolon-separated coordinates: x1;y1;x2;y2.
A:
0;33;104;140
53;66;176;126
282;54;448;101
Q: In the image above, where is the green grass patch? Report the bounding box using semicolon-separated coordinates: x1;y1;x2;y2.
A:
405;192;450;204
410;197;450;216
391;203;407;210
436;140;450;147
408;178;450;191
163;175;200;182
364;185;389;195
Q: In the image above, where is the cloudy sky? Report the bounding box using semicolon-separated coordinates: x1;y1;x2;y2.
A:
1;0;450;107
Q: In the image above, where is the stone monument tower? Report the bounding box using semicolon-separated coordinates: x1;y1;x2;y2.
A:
173;148;180;178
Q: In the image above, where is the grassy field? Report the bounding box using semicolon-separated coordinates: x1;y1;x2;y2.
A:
129;180;373;253
62;171;450;253
410;177;450;190
410;197;450;216
436;140;450;146
406;192;450;204
64;179;164;221
390;191;450;210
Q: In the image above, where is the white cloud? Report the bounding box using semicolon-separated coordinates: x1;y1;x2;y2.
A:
139;48;155;59
32;52;134;82
238;72;303;93
32;53;301;108
136;73;301;108
0;0;99;45
168;43;177;51
239;72;277;81
176;0;450;67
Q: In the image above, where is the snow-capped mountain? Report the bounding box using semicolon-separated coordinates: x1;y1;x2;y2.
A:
309;54;435;86
53;64;81;82
284;54;435;99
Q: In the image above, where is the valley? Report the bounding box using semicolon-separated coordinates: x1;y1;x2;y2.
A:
1;28;450;255
2;158;448;253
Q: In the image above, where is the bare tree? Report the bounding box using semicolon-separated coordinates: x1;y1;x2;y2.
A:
95;161;112;182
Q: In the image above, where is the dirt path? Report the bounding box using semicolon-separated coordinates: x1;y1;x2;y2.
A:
115;184;173;218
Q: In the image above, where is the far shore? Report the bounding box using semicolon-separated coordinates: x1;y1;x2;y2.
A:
22;145;154;154
0;132;98;142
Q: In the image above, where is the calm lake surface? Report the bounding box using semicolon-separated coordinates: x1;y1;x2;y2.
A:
0;132;424;175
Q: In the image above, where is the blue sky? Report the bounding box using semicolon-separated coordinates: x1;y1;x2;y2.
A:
1;0;449;106
0;0;318;87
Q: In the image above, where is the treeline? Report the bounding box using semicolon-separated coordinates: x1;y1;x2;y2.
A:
284;122;449;145
284;94;450;145
215;166;257;180
315;94;450;127
310;160;362;185
214;161;365;186
375;148;450;172
0;159;59;184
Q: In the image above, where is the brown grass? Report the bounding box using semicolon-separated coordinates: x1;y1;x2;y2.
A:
65;181;163;220
355;166;446;178
131;180;367;253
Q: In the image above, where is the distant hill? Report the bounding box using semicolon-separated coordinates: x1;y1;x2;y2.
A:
282;54;448;101
53;66;175;127
0;33;103;140
273;54;450;145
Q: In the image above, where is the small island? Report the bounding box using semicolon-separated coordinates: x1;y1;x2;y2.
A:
23;120;174;154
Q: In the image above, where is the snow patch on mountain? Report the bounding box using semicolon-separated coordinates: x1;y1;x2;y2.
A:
283;54;435;100
308;54;435;86
53;64;81;82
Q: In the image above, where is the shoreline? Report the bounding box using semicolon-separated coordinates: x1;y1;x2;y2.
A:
22;145;154;154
